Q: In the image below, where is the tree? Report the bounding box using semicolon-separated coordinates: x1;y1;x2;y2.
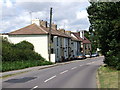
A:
87;2;120;69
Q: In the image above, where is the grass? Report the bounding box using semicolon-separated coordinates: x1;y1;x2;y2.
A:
2;60;53;72
97;65;119;88
0;70;31;79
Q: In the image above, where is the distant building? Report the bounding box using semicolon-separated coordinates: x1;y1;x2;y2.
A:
72;31;91;55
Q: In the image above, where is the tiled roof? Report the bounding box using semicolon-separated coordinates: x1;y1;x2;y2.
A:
71;37;81;41
72;32;91;43
72;32;83;41
41;26;71;38
8;23;71;38
83;37;91;44
9;24;48;35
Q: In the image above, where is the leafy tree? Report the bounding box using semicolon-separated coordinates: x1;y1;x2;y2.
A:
87;2;120;69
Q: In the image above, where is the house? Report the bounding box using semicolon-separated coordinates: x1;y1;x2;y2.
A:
5;19;74;62
72;31;91;55
65;31;82;59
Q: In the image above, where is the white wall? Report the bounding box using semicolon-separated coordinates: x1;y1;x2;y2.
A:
8;35;49;61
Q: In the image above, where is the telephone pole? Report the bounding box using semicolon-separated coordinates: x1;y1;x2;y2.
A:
29;11;32;24
48;7;52;62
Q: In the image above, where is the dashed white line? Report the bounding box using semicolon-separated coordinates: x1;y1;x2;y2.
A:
87;63;92;65
79;65;83;66
60;70;68;74
30;86;38;90
44;75;56;82
71;67;77;70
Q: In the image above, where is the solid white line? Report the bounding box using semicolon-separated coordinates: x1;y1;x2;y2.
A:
71;67;77;70
30;86;38;90
44;75;56;82
60;70;68;74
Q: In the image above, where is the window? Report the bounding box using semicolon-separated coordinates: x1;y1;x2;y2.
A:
57;37;58;46
57;48;58;58
51;35;53;43
51;48;54;54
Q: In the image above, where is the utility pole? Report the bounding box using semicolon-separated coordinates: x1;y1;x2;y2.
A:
48;7;52;62
29;11;32;24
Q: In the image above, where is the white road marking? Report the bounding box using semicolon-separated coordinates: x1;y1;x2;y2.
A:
87;63;92;65
30;86;38;90
79;65;83;66
44;75;56;82
60;70;68;74
71;67;77;70
87;62;95;65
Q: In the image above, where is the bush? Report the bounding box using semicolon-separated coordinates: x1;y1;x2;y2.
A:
2;39;45;61
2;38;53;71
104;52;120;70
14;41;34;50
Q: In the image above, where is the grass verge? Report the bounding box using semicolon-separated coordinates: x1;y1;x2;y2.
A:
97;65;120;88
2;60;53;72
0;70;31;79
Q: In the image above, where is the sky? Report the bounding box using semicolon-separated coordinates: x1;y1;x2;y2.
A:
1;0;91;33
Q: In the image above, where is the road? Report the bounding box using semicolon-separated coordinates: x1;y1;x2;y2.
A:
2;56;104;89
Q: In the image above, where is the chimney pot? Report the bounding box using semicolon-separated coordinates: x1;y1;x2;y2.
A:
51;23;57;30
59;29;65;33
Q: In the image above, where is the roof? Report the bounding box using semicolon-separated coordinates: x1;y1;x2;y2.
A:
72;32;91;44
72;32;83;41
83;37;91;44
41;26;71;38
71;37;81;41
9;24;48;35
8;24;71;38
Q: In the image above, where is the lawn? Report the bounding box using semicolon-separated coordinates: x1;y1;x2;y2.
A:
97;65;119;88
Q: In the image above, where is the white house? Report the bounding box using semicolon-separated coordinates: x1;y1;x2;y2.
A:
5;19;72;62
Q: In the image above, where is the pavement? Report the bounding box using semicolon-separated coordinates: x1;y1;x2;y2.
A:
2;56;104;89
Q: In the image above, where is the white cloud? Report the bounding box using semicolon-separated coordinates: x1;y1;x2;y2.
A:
6;0;13;8
1;1;91;33
76;10;88;19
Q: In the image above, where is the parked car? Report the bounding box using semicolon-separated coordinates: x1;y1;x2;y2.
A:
91;53;99;57
76;53;86;59
85;54;91;58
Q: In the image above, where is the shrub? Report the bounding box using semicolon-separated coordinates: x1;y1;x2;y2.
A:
14;41;34;50
2;38;45;61
105;52;120;70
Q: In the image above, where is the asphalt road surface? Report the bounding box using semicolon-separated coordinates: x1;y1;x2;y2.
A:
2;56;104;89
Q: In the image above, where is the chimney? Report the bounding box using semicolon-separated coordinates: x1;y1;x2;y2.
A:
80;30;84;39
51;23;57;30
32;19;40;26
77;31;80;37
59;29;65;33
65;31;71;36
40;20;47;28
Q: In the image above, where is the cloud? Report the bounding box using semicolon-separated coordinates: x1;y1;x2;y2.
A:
76;10;88;19
1;0;91;33
6;0;13;7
